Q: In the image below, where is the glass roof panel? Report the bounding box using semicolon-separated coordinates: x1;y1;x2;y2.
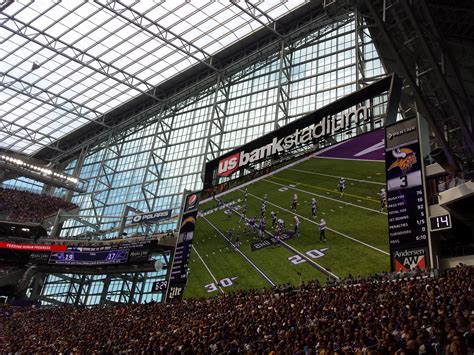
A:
0;0;306;155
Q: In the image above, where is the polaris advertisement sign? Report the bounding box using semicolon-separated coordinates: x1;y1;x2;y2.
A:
132;209;172;223
204;75;403;188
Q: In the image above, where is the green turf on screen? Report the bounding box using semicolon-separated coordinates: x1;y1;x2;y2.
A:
183;157;389;299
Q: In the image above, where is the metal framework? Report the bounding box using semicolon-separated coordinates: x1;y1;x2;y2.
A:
360;0;474;171
0;0;304;155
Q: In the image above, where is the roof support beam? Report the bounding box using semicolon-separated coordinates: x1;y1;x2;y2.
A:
0;119;65;153
230;0;283;38
0;14;163;103
94;0;219;72
0;73;109;129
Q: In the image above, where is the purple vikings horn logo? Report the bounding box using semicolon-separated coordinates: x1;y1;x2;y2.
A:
389;148;417;175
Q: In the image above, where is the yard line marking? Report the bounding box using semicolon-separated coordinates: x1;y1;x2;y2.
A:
201;215;276;287
288;168;385;185
265;179;386;215
227;206;338;280
192;245;224;294
271;176;380;203
245;191;389;256
264;227;340;280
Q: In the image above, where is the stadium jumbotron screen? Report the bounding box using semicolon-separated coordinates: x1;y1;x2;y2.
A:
176;75;426;299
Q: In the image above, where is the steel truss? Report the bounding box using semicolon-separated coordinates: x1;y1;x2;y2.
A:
33;9;353;164
91;131;123;228
94;0;218;72
361;0;474;171
0;10;163;103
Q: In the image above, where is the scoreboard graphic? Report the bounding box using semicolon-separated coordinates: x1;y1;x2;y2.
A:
385;118;430;272
49;249;129;265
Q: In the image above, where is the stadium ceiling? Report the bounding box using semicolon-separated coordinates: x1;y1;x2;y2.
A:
0;0;311;160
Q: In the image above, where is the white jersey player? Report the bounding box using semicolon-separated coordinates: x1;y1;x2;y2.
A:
293;215;301;237
338;177;346;197
311;197;317;219
319;218;326;242
271;211;277;227
291;193;298;211
378;188;387;212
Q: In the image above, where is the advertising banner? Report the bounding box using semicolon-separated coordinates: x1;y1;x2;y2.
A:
0;242;67;252
393;247;427;272
132;209;172;223
385;118;430;271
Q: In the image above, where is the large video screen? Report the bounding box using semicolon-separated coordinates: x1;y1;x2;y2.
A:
184;129;391;298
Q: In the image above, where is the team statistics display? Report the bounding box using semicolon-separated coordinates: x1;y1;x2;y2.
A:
48;249;129;265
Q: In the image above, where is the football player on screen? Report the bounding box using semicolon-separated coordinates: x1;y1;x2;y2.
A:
291;193;298;211
338;177;346;197
311;197;317;219
271;211;277;228
293;215;301;237
239;205;247;224
319;219;326;242
378;188;387;213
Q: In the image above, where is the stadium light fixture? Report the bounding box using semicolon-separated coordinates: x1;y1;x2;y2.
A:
0;154;83;191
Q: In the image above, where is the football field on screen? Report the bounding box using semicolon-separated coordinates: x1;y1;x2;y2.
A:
183;156;390;299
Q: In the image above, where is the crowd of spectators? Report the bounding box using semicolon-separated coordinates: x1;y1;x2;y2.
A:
0;187;77;223
0;265;472;354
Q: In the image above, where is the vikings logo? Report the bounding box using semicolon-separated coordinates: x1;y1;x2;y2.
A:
388;148;417;175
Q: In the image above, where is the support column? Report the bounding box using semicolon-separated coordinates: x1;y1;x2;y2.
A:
273;41;292;130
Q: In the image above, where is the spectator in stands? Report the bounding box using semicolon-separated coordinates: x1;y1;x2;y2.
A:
0;266;472;354
0;187;77;223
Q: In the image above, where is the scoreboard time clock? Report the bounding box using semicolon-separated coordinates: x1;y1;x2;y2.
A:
429;214;451;231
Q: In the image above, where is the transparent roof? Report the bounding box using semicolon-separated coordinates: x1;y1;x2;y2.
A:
0;0;305;155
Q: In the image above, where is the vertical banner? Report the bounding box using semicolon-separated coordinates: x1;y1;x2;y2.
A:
165;191;199;302
385;118;430;272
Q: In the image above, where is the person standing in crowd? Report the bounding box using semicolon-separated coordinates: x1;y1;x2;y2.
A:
293;215;301;237
338;177;346;198
311;197;317;219
291;193;298;211
319;218;326;242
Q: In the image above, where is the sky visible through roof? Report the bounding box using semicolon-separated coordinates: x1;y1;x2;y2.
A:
0;0;305;155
